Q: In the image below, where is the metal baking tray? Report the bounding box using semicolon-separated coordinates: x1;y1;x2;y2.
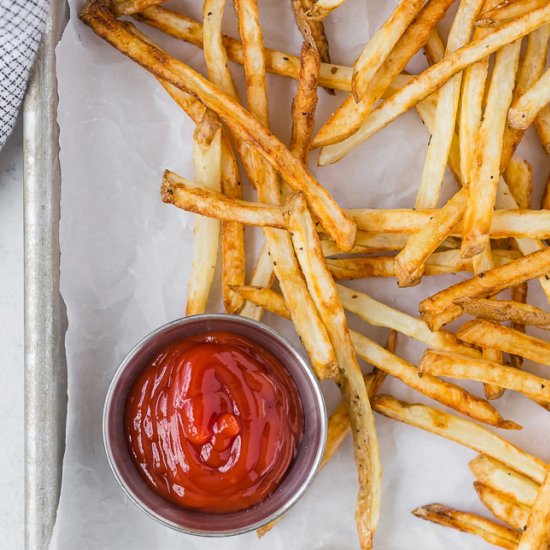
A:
23;1;69;548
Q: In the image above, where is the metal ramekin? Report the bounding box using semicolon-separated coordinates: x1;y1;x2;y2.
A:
103;314;327;536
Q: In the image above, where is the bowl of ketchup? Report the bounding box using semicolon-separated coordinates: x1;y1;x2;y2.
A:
104;314;327;536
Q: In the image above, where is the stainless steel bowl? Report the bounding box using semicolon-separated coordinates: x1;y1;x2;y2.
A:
103;314;327;536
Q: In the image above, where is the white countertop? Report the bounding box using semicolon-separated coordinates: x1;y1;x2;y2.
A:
0;118;24;549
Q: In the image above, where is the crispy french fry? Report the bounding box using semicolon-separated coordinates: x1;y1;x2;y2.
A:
501;25;550;171
509;68;550;130
475;482;531;530
395;187;468;287
284;192;381;549
351;0;425;102
321;232;409;256
412;504;520;549
470;455;540;507
109;0;165;16
505;157;532;209
415;0;485;209
457;319;550;366
518;469;550;550
424;27;446;66
421;349;550;405
318;4;550;166
135;5;353;91
312;0;454;147
330;249;519;280
306;0;349;21
461;40;521;259
373;395;546;482
185;128;222;315
477;0;548;27
543;171;550;210
80;3;356;250
510;282;528;367
419;248;550;330
535;105;550;156
290;42;320;165
454;297;550;330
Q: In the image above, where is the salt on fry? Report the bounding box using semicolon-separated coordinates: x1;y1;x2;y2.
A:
373;395;546;482
284;192;381;549
517;469;550;550
421;349;550;404
412;504;520;549
461;40;521;259
419;248;550;330
318;4;550;166
351;0;425;102
321;232;409;257
457;319;550;366
509;68;550;130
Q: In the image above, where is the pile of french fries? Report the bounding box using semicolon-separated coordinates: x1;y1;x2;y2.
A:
81;0;550;547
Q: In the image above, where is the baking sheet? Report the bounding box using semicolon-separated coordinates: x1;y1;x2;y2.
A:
51;1;550;548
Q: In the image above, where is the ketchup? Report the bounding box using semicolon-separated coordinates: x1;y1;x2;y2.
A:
124;331;304;513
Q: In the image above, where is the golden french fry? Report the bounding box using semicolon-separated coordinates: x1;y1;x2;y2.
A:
543;171;550;210
461;40;521;259
457;319;550;366
505;157;532;209
318;4;550;165
373;395;546;482
477;0;547;27
135;5;353;91
509;68;550;130
424;27;445;66
535;105;550;156
420;248;550;330
421;349;550;404
185;128;222;315
80;3;356;250
312;0;454;147
510;282;528;368
475;482;531;530
501;25;549;171
321;232;409;256
284;192;381;549
470;455;540;507
412;504;520;549
330;249;518;280
415;0;485;209
351;0;425;102
518;469;550;550
109;0;165;16
454;297;550;330
305;0;349;21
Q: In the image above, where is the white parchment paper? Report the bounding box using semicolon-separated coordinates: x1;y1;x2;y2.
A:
52;1;550;548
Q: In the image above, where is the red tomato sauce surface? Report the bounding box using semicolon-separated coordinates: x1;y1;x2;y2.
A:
124;331;304;513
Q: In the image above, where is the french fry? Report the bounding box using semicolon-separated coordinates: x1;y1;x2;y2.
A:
424;27;446;66
510;282;528;367
135;5;353;91
505;157;532;209
312;0;454;147
395;187;468;287
475;482;531;530
501;25;549;171
454;297;550;330
470;455;540;507
321;232;409;257
185;128;222;315
415;0;485;209
461;40;521;259
518;469;550;550
419;248;550;330
284;192;381;549
421;349;550;404
80;3;356;250
232;284;515;428
535;105;550;156
109;0;165;16
318;4;550;166
477;0;548;27
457;319;550;366
351;0;425;102
305;0;349;21
509;68;550;130
372;395;547;482
412;504;520;549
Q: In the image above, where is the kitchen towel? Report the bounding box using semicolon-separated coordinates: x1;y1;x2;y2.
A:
0;0;49;149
